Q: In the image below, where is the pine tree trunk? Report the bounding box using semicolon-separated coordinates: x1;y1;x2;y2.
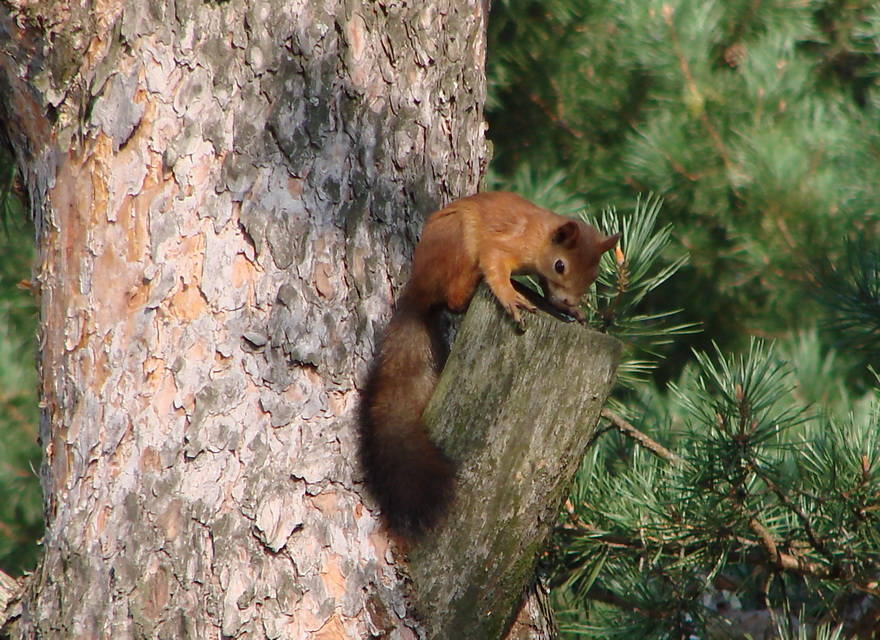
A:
0;0;487;637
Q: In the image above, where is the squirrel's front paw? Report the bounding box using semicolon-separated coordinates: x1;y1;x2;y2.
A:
515;293;537;315
506;294;537;330
504;302;524;326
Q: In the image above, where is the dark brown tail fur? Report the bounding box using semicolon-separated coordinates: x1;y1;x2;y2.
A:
358;303;455;537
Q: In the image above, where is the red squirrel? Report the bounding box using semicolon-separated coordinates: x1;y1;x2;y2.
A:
359;191;620;536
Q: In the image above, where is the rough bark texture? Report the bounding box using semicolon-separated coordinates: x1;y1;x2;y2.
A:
0;571;21;627
0;0;487;637
407;286;621;639
505;578;561;640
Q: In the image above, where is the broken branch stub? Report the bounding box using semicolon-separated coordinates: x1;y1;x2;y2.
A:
408;284;622;639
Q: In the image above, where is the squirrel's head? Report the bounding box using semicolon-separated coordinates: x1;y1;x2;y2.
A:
539;220;619;317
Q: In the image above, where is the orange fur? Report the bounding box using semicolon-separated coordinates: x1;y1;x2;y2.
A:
359;192;619;536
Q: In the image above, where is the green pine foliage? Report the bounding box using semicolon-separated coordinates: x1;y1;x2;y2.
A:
580;195;698;387
552;339;879;638
487;3;880;634
584;196;693;341
491;156;880;638
488;0;880;372
0;142;42;576
813;235;880;374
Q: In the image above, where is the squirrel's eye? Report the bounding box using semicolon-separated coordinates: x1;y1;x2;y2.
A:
554;259;565;274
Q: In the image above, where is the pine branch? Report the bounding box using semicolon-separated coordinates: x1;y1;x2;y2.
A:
583;585;655;617
661;4;735;179
600;408;682;465
526;87;584;142
747;460;840;573
745;515;814;576
560;519;834;580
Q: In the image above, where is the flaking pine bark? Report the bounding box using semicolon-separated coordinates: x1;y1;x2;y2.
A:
0;0;489;637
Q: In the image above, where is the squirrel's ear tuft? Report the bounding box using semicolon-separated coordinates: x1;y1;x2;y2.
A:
552;221;581;248
601;232;621;253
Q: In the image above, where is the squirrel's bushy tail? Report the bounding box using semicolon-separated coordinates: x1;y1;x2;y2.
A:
359;305;455;536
